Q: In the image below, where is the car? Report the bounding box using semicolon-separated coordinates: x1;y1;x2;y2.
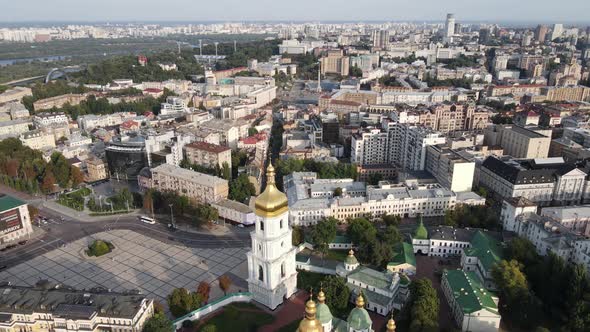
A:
238;224;245;228
18;240;27;245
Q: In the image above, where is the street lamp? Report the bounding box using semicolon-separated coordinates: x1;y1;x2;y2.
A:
169;203;175;228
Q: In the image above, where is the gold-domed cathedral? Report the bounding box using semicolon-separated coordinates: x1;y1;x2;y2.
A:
247;164;298;310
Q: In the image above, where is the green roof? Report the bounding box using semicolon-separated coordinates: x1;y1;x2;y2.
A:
0;195;26;212
413;218;428;240
388;242;417;267
347;266;391;290
316;303;333;324
347;307;372;330
464;231;503;272
443;269;498;315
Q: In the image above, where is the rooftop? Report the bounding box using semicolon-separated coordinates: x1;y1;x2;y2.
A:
0;194;26;212
151;164;227;187
443;269;498;315
186;141;231;154
0;285;149;319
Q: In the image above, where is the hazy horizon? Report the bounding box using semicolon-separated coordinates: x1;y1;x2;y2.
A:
1;0;589;24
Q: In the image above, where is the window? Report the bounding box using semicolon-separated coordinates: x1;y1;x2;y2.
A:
281;262;286;278
260;220;265;231
258;265;264;281
280;219;283;229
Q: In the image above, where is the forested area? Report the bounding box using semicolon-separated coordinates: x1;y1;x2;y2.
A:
0;138;83;194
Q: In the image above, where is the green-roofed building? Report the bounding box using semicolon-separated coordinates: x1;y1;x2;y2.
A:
461;230;503;290
442;269;501;332
411;217;430;255
387;242;417;276
0;194;32;250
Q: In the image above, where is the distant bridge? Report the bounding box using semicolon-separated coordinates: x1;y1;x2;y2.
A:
45;65;84;83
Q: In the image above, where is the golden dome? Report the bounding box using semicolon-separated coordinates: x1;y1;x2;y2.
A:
386;314;396;332
355;291;365;308
317;288;326;304
255;164;288;218
297;292;322;332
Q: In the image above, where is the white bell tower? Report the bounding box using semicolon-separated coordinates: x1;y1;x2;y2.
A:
247;164;298;310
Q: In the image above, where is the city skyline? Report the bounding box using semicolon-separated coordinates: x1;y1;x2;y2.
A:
1;0;590;24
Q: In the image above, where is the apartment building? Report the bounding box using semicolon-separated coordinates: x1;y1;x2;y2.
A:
541;85;590;102
33;112;70;128
85;157;109;182
0;119;32;138
0;285;154;332
425;145;476;192
351;122;446;171
184;141;232;170
77;112;137;131
33;94;86;111
19;130;56;150
0;87;32;104
420;103;491;133
148;164;228;204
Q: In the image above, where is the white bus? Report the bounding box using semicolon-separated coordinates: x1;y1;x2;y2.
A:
139;216;156;225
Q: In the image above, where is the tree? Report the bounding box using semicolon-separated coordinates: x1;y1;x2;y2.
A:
349;65;363;77
322;275;351;318
248;127;258;136
219;275;232;295
167;288;203;318
27;205;39;220
347;217;376;245
221;162;231;180
311;217;337;259
292;226;304;246
41;170;56;194
382;214;401;226
333;187;343;197
142;312;173;332
196;281;211;304
380;225;402;245
70;166;84;187
201;325;217;332
143;189;155;216
408;278;439;332
228;174;256;203
6;159;19;178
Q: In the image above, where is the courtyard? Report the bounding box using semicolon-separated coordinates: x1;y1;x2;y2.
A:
0;230;249;306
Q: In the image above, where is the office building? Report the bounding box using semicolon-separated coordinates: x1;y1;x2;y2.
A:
445;14;456;38
320;49;349;76
425;145;476;192
372;29;390;50
19;130;56;150
0;194;33;249
85;157;109;183
484;125;551;159
535;25;548;43
479;156;587;206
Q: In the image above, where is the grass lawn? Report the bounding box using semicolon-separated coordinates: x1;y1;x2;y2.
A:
326;249;349;262
56;187;91;211
196;303;273;332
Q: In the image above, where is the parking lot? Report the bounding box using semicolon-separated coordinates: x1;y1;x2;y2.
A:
0;230;249;305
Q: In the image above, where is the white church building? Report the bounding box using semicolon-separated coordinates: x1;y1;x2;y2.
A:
247;164;298;310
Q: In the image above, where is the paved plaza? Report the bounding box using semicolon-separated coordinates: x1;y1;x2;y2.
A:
0;230;249;305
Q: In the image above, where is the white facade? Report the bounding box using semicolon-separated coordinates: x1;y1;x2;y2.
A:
246;205;298;310
33;112;69;128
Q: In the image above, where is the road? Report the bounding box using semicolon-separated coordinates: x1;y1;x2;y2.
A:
0;188;252;269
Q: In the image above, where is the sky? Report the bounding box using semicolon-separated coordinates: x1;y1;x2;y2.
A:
1;0;590;24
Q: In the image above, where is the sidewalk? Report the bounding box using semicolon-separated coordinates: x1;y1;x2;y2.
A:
40;199;140;222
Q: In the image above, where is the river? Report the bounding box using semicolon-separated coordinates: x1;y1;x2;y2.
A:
0;55;72;67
